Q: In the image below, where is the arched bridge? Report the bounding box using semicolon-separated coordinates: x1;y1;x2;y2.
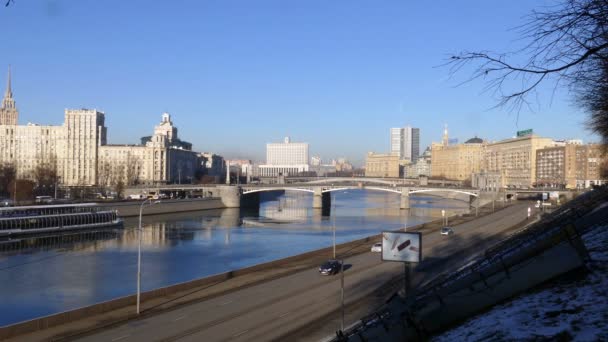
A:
239;185;479;210
123;184;483;211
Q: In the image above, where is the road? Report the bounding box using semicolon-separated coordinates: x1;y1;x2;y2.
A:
74;203;531;342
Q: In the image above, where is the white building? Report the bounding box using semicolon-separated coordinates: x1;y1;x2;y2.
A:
98;113;200;185
390;125;420;162
0;107;106;186
0;69;199;187
259;136;310;177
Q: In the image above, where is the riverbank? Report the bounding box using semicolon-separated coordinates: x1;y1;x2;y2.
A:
1;200;519;341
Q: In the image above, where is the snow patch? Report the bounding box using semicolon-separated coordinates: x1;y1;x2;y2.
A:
432;225;608;341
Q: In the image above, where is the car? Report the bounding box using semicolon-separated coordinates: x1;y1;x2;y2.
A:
371;243;382;253
128;194;145;200
0;198;14;207
440;227;454;235
318;259;342;275
35;195;53;204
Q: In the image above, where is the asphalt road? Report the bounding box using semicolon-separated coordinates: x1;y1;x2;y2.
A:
75;203;531;342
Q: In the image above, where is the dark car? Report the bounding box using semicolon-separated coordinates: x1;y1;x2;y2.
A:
318;259;342;275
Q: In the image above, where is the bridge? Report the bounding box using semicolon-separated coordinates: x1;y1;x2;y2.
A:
124;181;482;211
282;176;464;187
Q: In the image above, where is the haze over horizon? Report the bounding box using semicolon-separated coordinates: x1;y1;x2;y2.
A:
0;0;597;166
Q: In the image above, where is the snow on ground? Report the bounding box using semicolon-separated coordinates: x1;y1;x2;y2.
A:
433;224;608;341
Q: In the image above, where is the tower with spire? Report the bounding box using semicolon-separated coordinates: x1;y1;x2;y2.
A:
442;124;449;146
0;66;18;125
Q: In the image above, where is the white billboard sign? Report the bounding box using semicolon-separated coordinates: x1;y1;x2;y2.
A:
381;231;422;263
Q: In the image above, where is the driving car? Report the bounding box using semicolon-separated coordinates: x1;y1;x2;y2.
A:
0;198;13;207
318;259;342;275
441;227;454;235
371;243;382;253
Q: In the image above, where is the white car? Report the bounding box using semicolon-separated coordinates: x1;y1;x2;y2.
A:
371;243;382;253
440;227;454;236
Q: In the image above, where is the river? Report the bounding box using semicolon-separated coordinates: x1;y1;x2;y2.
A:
0;190;469;326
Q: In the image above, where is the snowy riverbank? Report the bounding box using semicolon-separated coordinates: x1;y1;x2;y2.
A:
433;224;608;341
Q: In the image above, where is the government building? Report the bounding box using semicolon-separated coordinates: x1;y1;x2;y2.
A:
0;67;200;187
258;137;309;177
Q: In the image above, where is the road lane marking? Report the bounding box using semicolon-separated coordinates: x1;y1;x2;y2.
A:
111;334;131;341
220;300;233;306
232;329;250;338
173;315;187;322
279;311;291;318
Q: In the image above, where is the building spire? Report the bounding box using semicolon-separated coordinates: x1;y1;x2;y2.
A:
5;65;12;98
1;65;18;124
442;123;449;146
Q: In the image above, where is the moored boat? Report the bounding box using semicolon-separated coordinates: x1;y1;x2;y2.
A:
0;203;123;238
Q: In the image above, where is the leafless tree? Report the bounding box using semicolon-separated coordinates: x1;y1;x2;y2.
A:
33;154;59;195
109;162;125;188
125;153;141;186
97;160;112;187
448;0;608;145
0;163;16;197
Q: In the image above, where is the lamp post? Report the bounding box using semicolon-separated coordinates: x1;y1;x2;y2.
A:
333;191;348;332
340;259;345;331
137;198;160;315
54;177;61;200
333;195;336;259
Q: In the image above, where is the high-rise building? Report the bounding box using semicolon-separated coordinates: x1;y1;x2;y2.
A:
390;128;402;158
0;66;18;125
259;137;310;177
0;69;200;186
390;126;420;162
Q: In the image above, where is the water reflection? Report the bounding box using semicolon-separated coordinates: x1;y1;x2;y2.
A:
0;190;469;326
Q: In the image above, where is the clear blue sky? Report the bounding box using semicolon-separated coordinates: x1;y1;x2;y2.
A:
0;0;595;166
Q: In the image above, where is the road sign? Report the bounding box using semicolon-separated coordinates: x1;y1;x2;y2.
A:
517;129;533;137
381;231;421;263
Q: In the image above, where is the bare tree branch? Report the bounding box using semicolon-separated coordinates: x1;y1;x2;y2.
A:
446;0;608;150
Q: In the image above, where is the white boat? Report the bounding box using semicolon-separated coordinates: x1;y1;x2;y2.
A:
0;203;123;238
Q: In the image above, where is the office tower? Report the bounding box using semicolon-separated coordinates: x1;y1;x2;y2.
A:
390;126;420;162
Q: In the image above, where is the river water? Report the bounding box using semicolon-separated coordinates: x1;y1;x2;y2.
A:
0;190;469;326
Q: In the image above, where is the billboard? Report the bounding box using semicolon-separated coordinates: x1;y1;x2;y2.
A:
381;231;422;263
516;129;533;137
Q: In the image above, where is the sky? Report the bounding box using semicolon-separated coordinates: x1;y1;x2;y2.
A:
0;0;597;166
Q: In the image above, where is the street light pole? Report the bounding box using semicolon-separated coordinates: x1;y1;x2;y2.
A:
340;260;345;331
137;198;160;315
333;195;336;259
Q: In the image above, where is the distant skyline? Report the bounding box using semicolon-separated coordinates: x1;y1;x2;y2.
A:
0;0;597;166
